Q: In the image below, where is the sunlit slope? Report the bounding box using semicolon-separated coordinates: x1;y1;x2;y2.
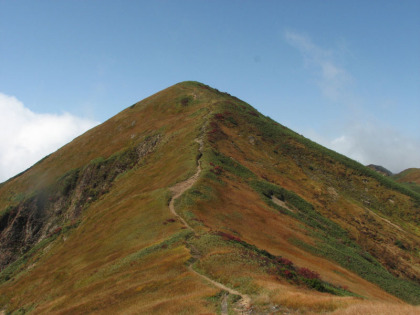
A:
0;82;419;314
393;168;420;194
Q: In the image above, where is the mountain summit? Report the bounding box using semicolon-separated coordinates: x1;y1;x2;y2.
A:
0;82;419;314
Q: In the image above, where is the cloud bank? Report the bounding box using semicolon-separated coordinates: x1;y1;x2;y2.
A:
308;123;420;174
0;92;99;182
285;30;420;173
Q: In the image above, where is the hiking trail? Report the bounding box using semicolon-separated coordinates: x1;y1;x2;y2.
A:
168;126;251;314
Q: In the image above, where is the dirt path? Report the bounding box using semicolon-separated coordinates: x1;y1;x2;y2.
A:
169;138;203;231
221;292;228;315
188;265;251;312
365;207;404;232
168;132;251;313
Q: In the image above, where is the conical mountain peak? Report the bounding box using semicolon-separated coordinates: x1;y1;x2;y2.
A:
0;83;419;313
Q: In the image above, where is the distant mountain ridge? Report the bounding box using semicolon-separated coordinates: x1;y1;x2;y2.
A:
367;164;420;194
393;168;420;184
367;164;393;176
0;82;419;314
392;168;420;194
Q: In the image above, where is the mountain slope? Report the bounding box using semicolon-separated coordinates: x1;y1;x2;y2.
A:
0;82;419;314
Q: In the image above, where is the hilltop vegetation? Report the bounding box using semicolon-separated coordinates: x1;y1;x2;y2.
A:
0;82;419;314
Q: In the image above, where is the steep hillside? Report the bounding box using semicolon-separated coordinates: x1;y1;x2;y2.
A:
392;168;420;194
0;82;419;314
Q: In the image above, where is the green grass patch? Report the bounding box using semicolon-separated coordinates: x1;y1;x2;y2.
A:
202;149;255;181
401;182;420;194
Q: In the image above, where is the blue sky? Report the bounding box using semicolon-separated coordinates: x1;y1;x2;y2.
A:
0;0;419;181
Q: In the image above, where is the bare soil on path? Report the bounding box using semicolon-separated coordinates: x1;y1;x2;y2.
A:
188;265;251;313
168;135;251;313
168;139;203;231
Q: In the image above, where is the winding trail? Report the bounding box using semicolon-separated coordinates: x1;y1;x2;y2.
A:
168;131;251;314
364;207;404;232
188;265;251;313
168;138;203;232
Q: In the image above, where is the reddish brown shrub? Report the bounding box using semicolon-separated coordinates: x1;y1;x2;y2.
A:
276;257;294;267
210;121;218;128
180;97;190;106
211;165;223;175
298;267;320;280
163;218;176;225
283;270;295;279
217;231;242;242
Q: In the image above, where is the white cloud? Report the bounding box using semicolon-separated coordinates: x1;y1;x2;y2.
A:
284;30;351;101
0;92;99;182
307;122;420;174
